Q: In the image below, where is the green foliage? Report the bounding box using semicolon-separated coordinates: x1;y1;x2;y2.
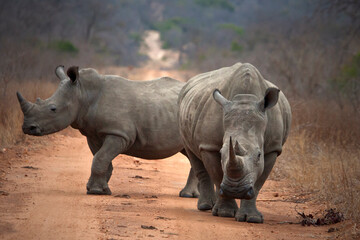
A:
195;0;234;12
129;32;143;44
331;52;360;92
162;41;172;49
49;40;78;53
218;23;244;36
153;17;189;33
230;41;243;53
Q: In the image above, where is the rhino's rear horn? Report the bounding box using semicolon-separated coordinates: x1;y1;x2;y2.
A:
234;140;247;156
55;65;67;80
16;91;33;113
67;66;79;83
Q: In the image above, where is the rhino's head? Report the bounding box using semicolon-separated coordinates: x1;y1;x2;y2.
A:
213;87;280;200
17;66;80;136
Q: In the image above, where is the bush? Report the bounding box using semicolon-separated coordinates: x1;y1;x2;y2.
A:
195;0;234;12
49;40;79;53
330;52;360;112
230;41;243;53
153;17;189;33
218;23;244;36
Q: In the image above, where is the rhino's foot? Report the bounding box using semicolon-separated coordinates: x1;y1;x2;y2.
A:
235;207;263;223
86;174;112;195
212;198;238;217
197;193;216;210
86;186;112;195
179;187;200;198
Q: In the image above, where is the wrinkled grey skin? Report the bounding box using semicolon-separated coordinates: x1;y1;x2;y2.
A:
178;62;291;223
17;65;199;197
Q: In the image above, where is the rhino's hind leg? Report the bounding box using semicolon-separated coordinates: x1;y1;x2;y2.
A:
235;152;278;223
185;148;216;210
87;135;128;195
179;168;200;198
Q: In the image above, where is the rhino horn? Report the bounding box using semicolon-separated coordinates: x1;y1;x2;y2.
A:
213;89;230;108
16;91;33;113
227;137;244;174
55;65;67;80
234;140;247;156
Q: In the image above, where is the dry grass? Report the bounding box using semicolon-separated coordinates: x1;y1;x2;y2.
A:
274;98;360;226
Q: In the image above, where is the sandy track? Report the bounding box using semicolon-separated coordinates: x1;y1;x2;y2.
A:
0;131;333;239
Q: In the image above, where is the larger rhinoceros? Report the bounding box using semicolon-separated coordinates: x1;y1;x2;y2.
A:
178;62;291;223
17;65;198;197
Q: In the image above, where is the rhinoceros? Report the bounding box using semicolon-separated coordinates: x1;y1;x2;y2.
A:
17;65;199;197
178;62;291;223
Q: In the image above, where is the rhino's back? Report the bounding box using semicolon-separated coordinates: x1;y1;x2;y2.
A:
79;69;186;159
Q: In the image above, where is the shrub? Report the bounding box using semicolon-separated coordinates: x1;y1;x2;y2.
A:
49;40;79;53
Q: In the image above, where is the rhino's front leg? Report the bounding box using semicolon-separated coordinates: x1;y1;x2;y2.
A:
200;151;239;218
235;152;277;223
87;135;128;195
86;137;114;183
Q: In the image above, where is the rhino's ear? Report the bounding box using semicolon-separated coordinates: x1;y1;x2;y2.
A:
259;87;280;111
67;66;79;83
213;89;230;109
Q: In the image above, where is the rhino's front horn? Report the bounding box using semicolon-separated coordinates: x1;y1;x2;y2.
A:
55;65;67;80
16;92;33;113
227;137;244;174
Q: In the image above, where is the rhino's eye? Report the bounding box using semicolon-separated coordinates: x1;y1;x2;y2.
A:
257;152;261;159
50;105;57;113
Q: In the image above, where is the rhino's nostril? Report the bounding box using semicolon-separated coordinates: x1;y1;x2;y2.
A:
244;186;255;199
30;125;37;131
219;188;224;196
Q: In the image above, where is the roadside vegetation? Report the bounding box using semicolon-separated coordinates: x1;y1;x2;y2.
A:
0;0;359;237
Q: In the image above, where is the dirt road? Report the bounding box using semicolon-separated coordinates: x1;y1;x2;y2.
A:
0;130;333;240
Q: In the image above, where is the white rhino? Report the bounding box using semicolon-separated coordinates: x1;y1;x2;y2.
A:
17;66;198;197
178;62;291;223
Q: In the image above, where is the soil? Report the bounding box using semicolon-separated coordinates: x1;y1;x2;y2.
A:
0;130;338;240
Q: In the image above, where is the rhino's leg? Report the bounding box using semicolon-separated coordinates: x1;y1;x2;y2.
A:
185;148;215;210
179;149;199;198
235;152;277;223
86;137;113;183
86;137;114;184
199;151;238;218
87;135;127;195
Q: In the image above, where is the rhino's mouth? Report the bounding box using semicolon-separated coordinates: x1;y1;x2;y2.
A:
22;124;42;136
219;175;255;199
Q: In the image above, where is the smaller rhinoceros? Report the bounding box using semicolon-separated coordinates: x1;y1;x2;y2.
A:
17;66;198;197
178;62;291;223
